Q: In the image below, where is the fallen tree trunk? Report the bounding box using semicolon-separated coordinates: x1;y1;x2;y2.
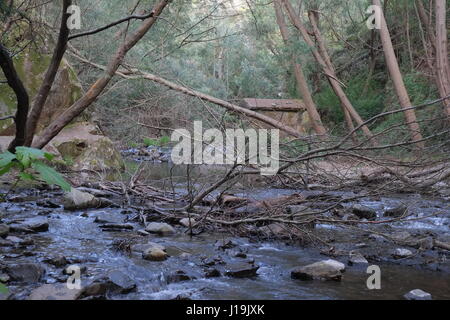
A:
68;49;306;140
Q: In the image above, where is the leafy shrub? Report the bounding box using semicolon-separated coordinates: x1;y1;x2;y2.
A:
0;147;71;192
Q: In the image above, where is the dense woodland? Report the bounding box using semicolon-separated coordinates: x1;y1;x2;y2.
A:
0;0;449;301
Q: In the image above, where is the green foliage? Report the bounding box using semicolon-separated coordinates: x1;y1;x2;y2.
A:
0;283;8;295
143;136;171;147
0;147;71;192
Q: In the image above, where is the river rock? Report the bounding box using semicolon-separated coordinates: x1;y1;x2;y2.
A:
204;268;221;278
348;251;368;265
351;204;377;220
145;222;175;236
143;247;168;261
179;218;196;228
63;188;101;211
131;242;166;253
6;263;45;283
384;205;408;218
0;224;9;238
224;263;259;278
215;239;237;250
28;284;83;300
108;270;137;294
404;289;432;300
291;259;345;281
392;248;413;259
166;270;195;284
22;217;49;232
258;223;287;237
44;256;69;267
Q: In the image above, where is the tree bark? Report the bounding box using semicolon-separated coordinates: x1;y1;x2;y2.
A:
274;0;327;136
24;0;72;146
434;0;450;118
373;0;424;148
32;0;170;149
280;0;374;141
0;43;29;152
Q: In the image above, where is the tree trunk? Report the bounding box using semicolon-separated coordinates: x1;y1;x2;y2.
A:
0;44;29;152
373;0;424;148
24;0;72;146
280;0;374;141
274;1;327;136
435;0;450;118
307;9;358;143
32;0;170;149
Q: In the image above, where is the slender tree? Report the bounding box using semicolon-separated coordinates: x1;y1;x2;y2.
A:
373;0;424;148
274;0;327;136
280;0;374;141
434;0;450;118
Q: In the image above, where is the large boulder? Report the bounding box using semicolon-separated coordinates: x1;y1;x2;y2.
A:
0;28;123;172
28;284;83;300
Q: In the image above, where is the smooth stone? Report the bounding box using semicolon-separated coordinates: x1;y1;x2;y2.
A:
404;289;432;300
143;248;168;261
352;204;377;220
145;222;175;236
6;263;45;283
224;263;259;278
348;251;368;265
108;270;137;294
392;248;413;259
291;259;345;281
179;218;196;228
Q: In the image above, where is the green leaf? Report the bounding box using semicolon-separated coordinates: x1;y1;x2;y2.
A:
32;161;71;192
0;151;16;167
0;283;8;295
15;147;47;160
0;162;14;176
19;172;34;181
44;152;55;161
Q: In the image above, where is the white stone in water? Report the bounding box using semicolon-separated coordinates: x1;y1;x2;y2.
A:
404;289;432;300
392;248;413;259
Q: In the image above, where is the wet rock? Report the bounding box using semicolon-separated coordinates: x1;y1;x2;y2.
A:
28;284;82;300
166;270;195;284
215;239;237;250
0;273;10;283
20;217;49;232
0;224;9;238
108;270;137;294
201;256;225;267
348;251;368;266
100;223;134;231
384;205;408;218
224;263;259;278
179;218;196;228
145;222;175;236
44;256;69;267
6;236;34;246
6;263;45;283
63;188;102;211
351;204;377;220
392;248;413;259
131;242;166;253
404;289;432;300
368;234;387;242
391;231;412;242
291;259;345;281
204;268;221;278
36;199;60;209
415;237;434;250
258;223;287;237
143;247;168;261
0;239;13;247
